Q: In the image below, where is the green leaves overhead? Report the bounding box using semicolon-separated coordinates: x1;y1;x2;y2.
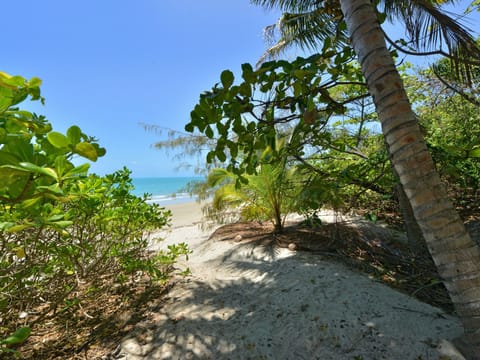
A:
67;125;81;144
185;53;366;175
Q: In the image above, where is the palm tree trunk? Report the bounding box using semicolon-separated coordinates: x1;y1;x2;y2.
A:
396;181;426;251
339;0;480;356
391;165;426;252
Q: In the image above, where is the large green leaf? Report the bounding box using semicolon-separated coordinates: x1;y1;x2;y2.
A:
47;131;71;148
1;75;26;88
0;166;30;198
67;125;82;145
0;96;11;113
28;77;42;87
54;156;69;177
6;224;32;233
63;163;90;179
4;139;34;162
19;196;42;208
75;142;98;161
19;162;58;180
221;70;234;89
37;183;64;195
0;150;19;165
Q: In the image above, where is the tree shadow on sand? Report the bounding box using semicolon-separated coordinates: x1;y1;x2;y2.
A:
117;221;462;359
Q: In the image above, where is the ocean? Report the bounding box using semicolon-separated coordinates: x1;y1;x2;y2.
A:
131;177;202;205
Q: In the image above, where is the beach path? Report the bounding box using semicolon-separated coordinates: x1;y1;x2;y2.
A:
117;202;465;359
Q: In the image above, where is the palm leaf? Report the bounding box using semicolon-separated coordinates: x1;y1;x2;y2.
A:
251;0;322;13
382;0;480;81
254;0;480;82
253;1;348;64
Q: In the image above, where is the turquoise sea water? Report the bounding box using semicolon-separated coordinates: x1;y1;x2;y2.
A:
131;177;201;205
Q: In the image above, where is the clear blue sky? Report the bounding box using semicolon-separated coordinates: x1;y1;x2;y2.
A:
3;1;479;177
3;1;281;177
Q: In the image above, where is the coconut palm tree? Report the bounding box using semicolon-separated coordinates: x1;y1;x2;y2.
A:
251;0;480;357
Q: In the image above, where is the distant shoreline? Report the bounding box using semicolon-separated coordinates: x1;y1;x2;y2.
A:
132;176;203;205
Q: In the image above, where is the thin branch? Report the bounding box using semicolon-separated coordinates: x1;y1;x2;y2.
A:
431;68;480;107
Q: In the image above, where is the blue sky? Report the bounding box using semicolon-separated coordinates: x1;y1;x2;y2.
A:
3;1;479;177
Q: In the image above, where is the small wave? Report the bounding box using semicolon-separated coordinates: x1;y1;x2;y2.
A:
145;192;195;205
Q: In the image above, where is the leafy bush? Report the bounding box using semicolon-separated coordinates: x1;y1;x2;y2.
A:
0;72;188;355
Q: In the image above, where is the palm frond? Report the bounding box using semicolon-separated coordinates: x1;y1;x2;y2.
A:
382;0;480;81
251;0;322;13
207;168;234;187
258;7;348;64
212;183;245;210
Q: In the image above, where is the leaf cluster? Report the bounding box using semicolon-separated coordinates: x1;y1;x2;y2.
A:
408;66;480;189
180;53;405;227
0;73;188;355
186;53;365;181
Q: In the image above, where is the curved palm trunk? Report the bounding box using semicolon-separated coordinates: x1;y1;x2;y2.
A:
339;0;480;356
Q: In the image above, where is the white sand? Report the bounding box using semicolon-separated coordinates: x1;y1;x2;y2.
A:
120;202;466;359
164;201;205;228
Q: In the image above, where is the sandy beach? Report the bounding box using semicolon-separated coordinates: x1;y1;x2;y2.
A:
119;201;467;359
164;201;206;228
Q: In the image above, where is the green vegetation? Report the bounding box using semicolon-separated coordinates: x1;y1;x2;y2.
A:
204;138;310;232
159;55;480;233
180;54;392;221
181;0;480;354
0;72;189;356
3;0;480;357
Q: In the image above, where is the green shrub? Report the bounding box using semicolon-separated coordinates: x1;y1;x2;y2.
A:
0;72;189;355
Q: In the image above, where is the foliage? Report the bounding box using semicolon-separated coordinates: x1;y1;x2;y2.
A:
406;65;480;189
0;73;188;355
254;0;480;85
185;54;365;179
396;63;480;225
430;47;480;106
467;0;480;13
203;137;325;232
183;54;401;221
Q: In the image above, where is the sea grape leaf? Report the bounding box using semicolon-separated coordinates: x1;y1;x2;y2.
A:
67;125;82;145
64;163;90;179
6;224;31;233
28;77;42;87
47;131;71;148
0;166;30;199
54;156;69;177
75;142;98;161
221;70;234;89
19;162;58;180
